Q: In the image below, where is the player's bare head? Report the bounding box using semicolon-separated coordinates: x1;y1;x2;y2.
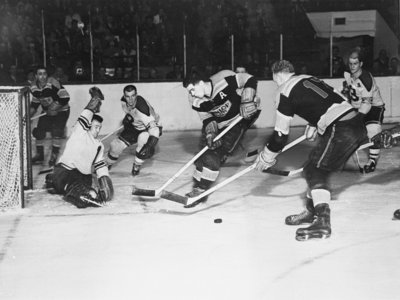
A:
271;60;295;74
35;65;48;84
271;60;294;86
90;114;103;138
183;72;208;98
348;47;364;74
123;84;137;106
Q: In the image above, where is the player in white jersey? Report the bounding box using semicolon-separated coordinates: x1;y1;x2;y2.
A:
106;85;162;176
46;87;114;208
183;70;260;207
342;48;385;173
255;60;367;241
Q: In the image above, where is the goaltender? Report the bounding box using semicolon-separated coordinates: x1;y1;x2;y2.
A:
45;87;114;208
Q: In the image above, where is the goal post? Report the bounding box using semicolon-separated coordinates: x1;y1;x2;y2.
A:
0;86;33;210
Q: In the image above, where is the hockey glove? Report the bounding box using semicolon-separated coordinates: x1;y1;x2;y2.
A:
304;124;317;141
138;135;159;159
98;175;114;202
89;86;104;100
240;87;258;120
47;101;62;116
205;120;222;150
255;146;277;171
122;114;134;128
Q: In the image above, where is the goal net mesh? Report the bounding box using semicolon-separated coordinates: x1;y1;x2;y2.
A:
0;87;31;210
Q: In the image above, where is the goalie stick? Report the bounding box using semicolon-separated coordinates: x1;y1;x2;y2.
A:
159;134;307;206
132;116;244;197
38;125;124;175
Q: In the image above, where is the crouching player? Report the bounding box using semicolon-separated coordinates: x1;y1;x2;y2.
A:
106;85;162;176
45;87;114;208
183;70;261;208
342;48;385;173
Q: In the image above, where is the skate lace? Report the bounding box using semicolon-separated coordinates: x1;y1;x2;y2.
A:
291;210;312;222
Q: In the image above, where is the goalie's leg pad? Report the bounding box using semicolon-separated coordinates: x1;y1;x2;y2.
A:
64;181;100;208
98;175;114;202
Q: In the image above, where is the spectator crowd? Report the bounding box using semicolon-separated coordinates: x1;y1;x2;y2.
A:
0;0;399;86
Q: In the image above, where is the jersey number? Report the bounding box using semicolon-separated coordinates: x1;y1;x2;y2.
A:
303;80;328;99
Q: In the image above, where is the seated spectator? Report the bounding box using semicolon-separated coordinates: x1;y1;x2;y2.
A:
3;65;24;85
70;60;90;81
373;49;389;76
331;46;345;77
235;66;247;73
388;57;400;76
53;66;69;84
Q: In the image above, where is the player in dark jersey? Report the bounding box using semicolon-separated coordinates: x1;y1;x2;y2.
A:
255;60;367;241
183;70;261;207
45;87;114;208
106;85;162;176
342;48;385;173
30;66;70;166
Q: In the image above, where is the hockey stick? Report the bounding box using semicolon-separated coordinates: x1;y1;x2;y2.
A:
31;112;47;120
38;125;125;175
100;125;124;142
80;196;104;207
132;116;244;197
261;132;400;178
160;134;307;206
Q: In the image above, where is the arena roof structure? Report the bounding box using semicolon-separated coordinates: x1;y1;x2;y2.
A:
307;10;399;61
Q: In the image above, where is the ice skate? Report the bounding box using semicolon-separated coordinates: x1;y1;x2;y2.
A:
48;152;58;167
184;187;208;208
295;203;331;241
285;197;315;225
32;146;44;164
131;163;141;176
362;158;377;173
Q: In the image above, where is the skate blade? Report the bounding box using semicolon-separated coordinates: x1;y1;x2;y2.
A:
295;232;331;241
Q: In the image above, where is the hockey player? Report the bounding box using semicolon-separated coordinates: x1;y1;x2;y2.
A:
183;70;260;208
255;60;367;241
30;66;70;166
106;85;161;176
45;87;113;208
342;48;385;173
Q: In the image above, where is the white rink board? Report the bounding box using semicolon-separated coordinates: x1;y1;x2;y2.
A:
63;77;400;136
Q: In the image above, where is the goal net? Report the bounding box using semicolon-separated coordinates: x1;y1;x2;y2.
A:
0;87;33;210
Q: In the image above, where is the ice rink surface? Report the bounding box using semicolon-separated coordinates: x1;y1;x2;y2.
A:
1;127;400;300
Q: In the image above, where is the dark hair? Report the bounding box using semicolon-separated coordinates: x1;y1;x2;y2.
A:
35;65;47;74
92;114;103;123
271;60;295;74
349;47;365;63
123;84;137;94
182;71;205;88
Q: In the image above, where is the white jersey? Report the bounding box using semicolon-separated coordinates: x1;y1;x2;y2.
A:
121;95;161;136
344;70;384;108
58;109;108;177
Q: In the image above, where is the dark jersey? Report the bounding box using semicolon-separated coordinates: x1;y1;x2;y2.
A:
274;75;354;137
30;77;70;112
190;70;257;128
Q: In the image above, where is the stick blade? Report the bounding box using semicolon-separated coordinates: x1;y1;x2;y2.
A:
132;186;156;197
159;190;188;205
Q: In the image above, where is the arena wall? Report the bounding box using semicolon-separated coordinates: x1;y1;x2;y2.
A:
63;77;400;136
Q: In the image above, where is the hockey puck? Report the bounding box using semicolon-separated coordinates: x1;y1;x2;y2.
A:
214;218;222;223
